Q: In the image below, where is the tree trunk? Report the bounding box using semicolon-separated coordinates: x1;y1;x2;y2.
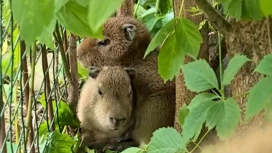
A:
226;18;272;130
173;0;209;132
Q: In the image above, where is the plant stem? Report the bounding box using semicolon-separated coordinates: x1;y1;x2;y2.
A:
190;129;210;153
218;32;225;100
178;0;185;17
134;0;141;17
25;43;36;153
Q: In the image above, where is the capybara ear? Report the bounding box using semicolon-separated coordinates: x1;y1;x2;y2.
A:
122;24;136;41
89;66;101;79
123;67;136;80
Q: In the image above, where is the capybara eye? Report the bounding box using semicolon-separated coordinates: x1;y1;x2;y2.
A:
98;38;110;46
98;88;103;95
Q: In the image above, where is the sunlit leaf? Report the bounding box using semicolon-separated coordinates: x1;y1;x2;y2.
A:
88;0;124;34
260;0;272;16
12;0;55;46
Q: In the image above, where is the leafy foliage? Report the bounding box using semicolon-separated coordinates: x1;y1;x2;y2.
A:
42;131;76;153
254;54;272;76
206;98;241;139
182;60;219;92
38;94;80;128
222;55;250;86
157;18;202;82
147;127;187;153
88;0;124;34
246;77;272;120
221;0;265;20
12;0;55;47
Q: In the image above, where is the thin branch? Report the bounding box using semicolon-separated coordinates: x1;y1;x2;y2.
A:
194;0;232;34
41;45;54;131
67;33;79;112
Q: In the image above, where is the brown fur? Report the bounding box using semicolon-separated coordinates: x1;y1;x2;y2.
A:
77;16;176;146
77;66;136;151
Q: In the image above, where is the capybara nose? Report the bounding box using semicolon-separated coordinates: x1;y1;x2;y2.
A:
110;117;126;128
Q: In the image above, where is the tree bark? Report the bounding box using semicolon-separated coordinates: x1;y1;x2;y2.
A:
173;0;209;132
226;18;272;130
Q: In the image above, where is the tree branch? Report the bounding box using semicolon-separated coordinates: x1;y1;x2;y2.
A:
194;0;232;34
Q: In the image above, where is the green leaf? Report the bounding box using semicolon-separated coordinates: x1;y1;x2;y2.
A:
77;61;89;79
158;31;184;82
54;100;80;127
122;147;143;153
6;142;18;153
182;93;218;142
182;59;219;92
246;77;272;120
178;104;189;127
12;0;54;47
156;0;172;15
215;98;241;139
222;0;243;20
38;95;80;127
177;18;202;59
38;18;56;49
255;54;272;76
45;131;76;153
54;0;69;12
260;0;272;16
88;0;124;33
56;1;94;37
148;127;187;153
244;0;264;20
145;18;175;57
222;55;250;86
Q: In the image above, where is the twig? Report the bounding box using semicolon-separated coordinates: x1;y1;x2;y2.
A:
194;0;232;34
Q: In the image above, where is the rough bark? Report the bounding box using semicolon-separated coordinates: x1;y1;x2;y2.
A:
68;34;79;112
117;0;134;17
226;18;272;130
173;0;209;132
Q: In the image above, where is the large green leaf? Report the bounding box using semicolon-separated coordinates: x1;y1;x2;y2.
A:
222;55;250;86
122;147;143;153
216;98;241;139
38;94;80;127
182;59;219;92
145;18;175;57
44;131;76;153
88;0;124;33
254;54;272;76
158;31;184;82
206;98;241;139
228;0;243;20
260;0;272;16
178;104;189;127
177;18;202;59
244;0;264;20
246;77;272;120
148;127;187;153
12;0;54;47
56;1;94;37
182;93;218;142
